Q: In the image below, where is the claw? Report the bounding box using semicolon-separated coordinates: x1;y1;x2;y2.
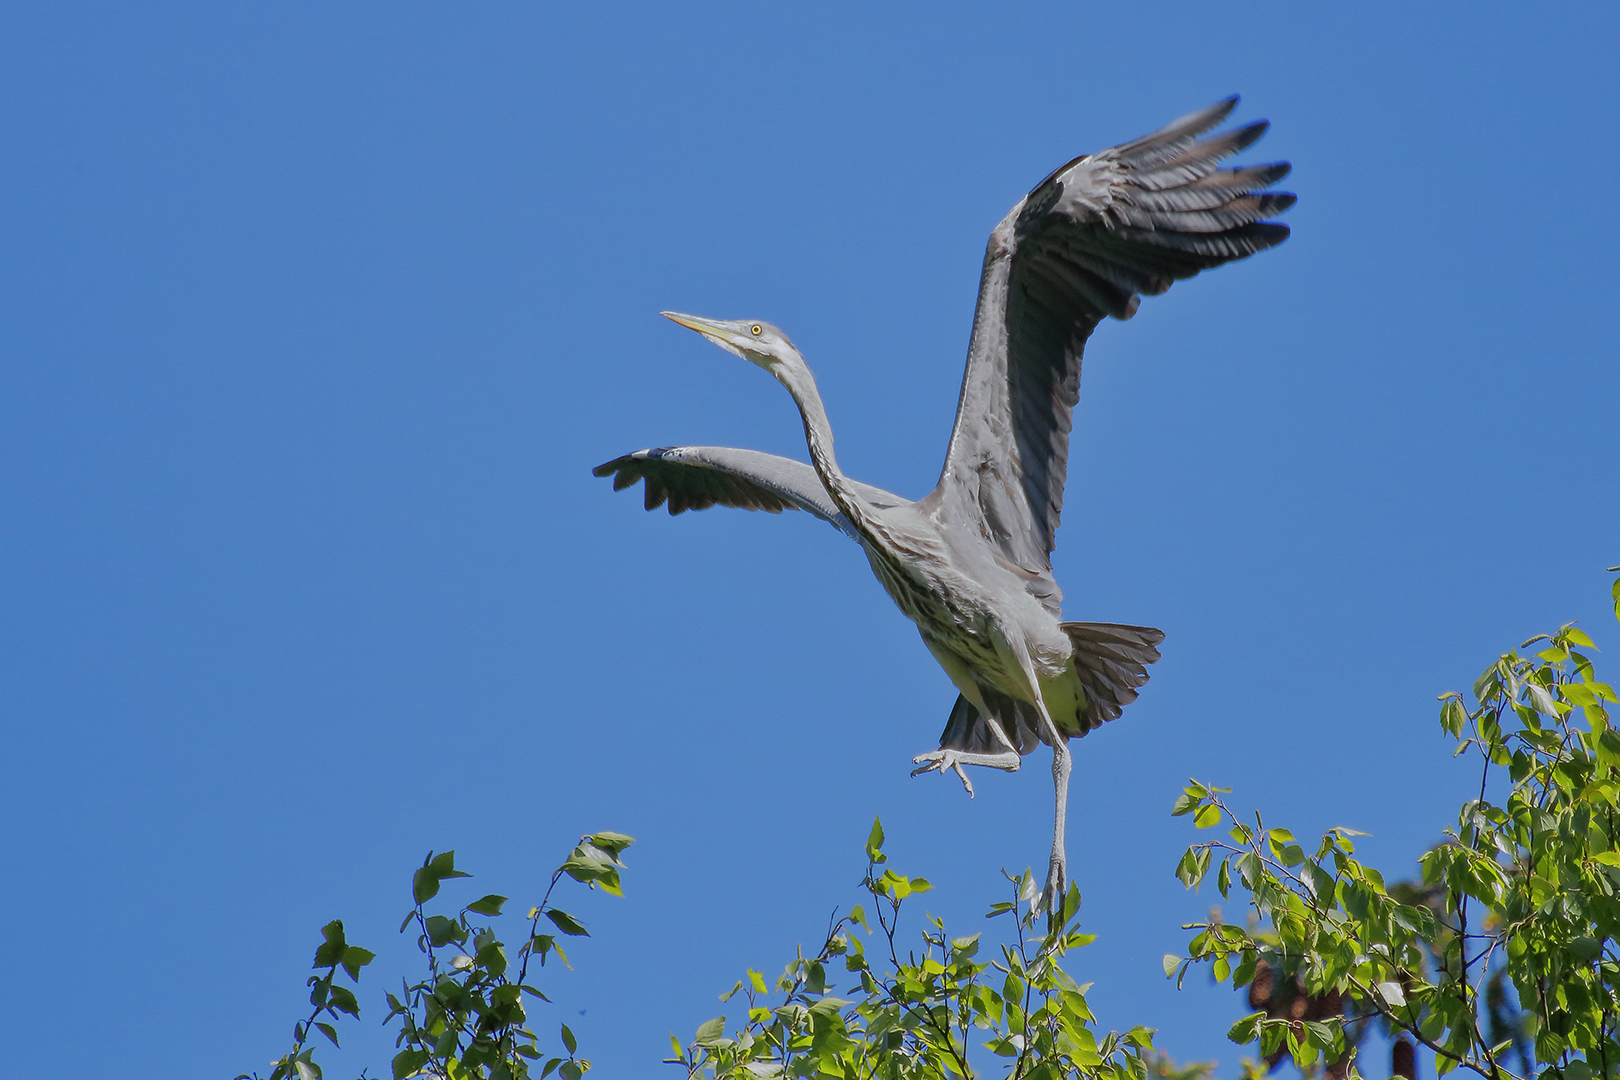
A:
910;749;975;797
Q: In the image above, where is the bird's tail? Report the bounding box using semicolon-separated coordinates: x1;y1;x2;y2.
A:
933;622;1164;754
1060;622;1164;735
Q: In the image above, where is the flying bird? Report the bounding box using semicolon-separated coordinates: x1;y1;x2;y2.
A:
595;97;1293;910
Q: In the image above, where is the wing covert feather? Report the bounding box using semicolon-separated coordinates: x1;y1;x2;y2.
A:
935;97;1292;608
594;446;909;542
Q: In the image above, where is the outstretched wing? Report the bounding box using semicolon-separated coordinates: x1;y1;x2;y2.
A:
933;96;1293;610
594;446;907;542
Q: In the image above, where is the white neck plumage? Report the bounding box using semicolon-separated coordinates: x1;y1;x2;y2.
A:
770;358;879;541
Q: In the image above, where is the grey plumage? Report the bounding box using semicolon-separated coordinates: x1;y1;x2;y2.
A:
595;97;1292;911
593;446;908;540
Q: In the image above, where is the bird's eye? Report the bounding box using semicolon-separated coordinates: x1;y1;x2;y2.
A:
750;324;762;336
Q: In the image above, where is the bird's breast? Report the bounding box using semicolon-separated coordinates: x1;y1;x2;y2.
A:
860;537;1067;696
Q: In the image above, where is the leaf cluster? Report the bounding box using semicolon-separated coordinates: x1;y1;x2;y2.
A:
239;832;633;1080
236;920;378;1080
1169;610;1620;1080
670;817;1163;1080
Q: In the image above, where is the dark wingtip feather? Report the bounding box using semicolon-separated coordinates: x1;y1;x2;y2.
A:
1249;221;1291;246
1260;161;1292;185
1230;119;1269;149
1265;192;1298;215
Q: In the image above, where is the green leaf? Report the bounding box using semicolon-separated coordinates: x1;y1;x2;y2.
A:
1162;954;1181;978
1569;935;1603;961
1175;848;1211;889
1227;1011;1264;1044
560;1023;578;1054
425;914;460;947
314;1021;339;1048
1565;683;1602;707
312;920;347;968
986;1036;1019;1058
1193;803;1222;829
476;940;508;977
1526;681;1561;716
545;908;589;936
1441;697;1467;737
340;946;375;981
1300;861;1334;900
392;1049;430;1080
695;1016;727;1048
429;850;466;879
865;816;887;863
1599;728;1620;769
560;842;624;894
1171;791;1201;817
327;984;359;1017
413;849;470;904
587;831;634;856
465;894;508;917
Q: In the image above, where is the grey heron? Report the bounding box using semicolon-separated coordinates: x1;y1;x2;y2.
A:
595;97;1292;910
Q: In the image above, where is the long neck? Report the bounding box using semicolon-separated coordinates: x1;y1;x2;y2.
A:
773;360;880;539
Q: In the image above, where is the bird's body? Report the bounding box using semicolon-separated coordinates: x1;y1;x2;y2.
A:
596;98;1293;908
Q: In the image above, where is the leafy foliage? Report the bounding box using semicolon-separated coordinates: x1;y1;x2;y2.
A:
239;832;633;1080
668;815;1166;1080
240;919;377;1080
1169;603;1620;1080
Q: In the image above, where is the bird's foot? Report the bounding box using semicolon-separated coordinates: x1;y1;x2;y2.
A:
910;749;975;796
1035;855;1068;928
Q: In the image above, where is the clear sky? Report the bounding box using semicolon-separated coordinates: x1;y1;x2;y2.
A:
2;3;1617;1077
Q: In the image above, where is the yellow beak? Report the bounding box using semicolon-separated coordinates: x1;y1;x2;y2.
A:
660;311;747;356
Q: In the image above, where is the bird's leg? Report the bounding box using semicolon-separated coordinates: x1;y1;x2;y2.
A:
1046;737;1073;925
1006;650;1073;924
910;744;1020;797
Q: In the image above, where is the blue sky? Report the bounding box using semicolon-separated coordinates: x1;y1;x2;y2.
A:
2;3;1617;1077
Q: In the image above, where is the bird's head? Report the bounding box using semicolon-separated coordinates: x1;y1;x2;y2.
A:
661;312;804;376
